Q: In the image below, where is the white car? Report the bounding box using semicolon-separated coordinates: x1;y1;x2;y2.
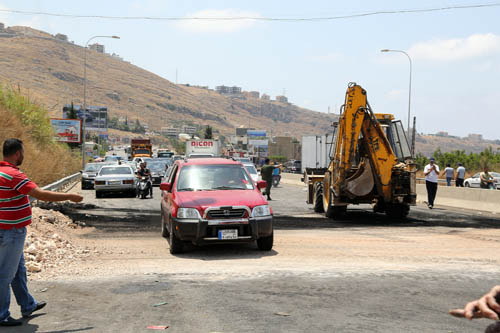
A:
94;165;137;198
243;163;259;183
464;172;500;189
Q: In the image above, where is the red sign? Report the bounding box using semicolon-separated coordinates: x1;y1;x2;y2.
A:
191;141;214;147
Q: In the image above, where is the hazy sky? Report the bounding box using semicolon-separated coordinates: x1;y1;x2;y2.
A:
0;1;499;139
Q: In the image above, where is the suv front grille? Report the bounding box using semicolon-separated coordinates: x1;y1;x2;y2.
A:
206;208;248;219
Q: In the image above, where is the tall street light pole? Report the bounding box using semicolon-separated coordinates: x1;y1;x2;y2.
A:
381;49;413;136
81;35;120;169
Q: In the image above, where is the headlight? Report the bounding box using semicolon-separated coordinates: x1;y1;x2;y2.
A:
177;208;201;219
82;173;89;178
251;205;271;217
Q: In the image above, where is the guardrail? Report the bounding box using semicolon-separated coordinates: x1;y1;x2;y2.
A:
416;177;455;186
29;172;81;204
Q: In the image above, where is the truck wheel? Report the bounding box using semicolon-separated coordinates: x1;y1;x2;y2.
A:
313;183;324;213
385;204;409;219
169;224;184;254
325;188;346;219
161;213;169;238
257;232;273;251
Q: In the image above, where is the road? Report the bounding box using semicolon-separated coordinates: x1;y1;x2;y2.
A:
11;180;500;332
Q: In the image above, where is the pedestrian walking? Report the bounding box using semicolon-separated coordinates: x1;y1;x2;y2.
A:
260;158;276;200
0;139;83;327
443;164;454;186
424;157;440;209
455;163;466;187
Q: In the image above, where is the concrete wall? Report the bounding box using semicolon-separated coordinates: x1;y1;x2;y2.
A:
417;184;500;213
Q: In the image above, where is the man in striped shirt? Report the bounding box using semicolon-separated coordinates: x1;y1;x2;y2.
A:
0;138;83;326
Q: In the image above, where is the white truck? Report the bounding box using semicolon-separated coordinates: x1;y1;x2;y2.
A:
186;139;222;158
301;135;336;173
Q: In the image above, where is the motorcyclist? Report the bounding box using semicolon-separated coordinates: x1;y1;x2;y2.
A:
136;162;153;198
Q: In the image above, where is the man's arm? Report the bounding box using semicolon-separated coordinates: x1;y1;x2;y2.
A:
450;285;500;320
28;187;83;202
424;166;431;176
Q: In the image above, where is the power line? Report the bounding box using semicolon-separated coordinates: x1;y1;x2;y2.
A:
0;3;498;22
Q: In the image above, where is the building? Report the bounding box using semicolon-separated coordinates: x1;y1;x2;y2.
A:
468;134;483;141
261;94;270;101
216;85;242;95
89;43;105;53
161;127;180;137
0;23;4;32
55;33;68;42
182;125;197;135
269;136;301;160
436;131;448;137
275;95;288;103
247;91;260;98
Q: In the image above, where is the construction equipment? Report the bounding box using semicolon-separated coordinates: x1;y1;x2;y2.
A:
304;83;416;219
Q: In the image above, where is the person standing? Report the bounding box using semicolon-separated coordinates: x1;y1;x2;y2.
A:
0;139;83;327
455;163;466;187
424;157;440;209
443;164;454;186
260;158;275;200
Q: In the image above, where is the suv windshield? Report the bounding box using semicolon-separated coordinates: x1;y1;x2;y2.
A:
84;164;100;172
99;167;132;175
177;164;254;191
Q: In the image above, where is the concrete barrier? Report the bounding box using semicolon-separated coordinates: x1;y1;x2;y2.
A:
417;184;500;213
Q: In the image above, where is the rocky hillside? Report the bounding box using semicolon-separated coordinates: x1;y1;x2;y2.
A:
415;134;500;156
0;26;335;137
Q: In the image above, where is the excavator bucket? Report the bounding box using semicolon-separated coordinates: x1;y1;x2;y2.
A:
344;159;374;198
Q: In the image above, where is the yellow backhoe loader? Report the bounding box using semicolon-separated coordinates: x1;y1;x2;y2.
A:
304;83;416;219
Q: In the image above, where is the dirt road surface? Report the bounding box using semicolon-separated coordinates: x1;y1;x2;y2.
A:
10;181;500;332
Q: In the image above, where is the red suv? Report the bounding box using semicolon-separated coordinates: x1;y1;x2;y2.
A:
160;158;273;254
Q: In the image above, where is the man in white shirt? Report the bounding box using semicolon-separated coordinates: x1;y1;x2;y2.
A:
424;157;440;209
455;163;466;187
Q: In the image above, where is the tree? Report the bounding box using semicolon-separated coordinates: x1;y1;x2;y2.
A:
204;125;213;139
67;102;78;119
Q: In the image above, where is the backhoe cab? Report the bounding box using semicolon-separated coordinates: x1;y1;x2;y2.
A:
304;83;416;219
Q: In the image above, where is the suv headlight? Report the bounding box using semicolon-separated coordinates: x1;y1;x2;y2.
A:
82;173;89;178
177;208;201;219
251;205;271;217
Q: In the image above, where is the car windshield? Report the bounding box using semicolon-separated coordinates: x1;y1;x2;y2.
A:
148;162;167;172
99;167;132;175
135;149;150;155
158;152;174;158
177;164;254;191
244;165;257;175
84;164;99;172
491;172;500;177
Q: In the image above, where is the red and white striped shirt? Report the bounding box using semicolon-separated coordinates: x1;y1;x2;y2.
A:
0;161;37;229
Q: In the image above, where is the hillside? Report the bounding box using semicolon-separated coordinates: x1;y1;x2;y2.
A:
415;134;500;156
0;26;335;138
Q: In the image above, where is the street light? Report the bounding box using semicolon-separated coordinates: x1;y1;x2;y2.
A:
81;35;120;168
380;49;412;136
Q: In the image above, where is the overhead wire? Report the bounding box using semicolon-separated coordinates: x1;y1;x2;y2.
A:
0;3;498;22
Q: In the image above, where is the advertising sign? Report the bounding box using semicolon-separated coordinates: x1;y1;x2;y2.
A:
63;104;108;132
50;118;82;143
248;139;268;148
247;130;267;137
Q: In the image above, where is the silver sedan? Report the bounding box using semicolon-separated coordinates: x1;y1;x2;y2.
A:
94;165;137;198
464;172;500;189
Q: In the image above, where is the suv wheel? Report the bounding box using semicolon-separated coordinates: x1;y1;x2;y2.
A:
168;223;184;254
161;213;169;238
257;232;273;251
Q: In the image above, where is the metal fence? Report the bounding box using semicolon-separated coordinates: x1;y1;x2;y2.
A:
29;172;81;204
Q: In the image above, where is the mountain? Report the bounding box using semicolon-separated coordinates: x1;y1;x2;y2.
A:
0;26;336;138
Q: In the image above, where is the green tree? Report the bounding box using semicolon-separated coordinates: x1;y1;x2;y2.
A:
66;102;78;119
204;125;213;139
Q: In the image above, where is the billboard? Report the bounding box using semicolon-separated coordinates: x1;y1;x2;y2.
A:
248;139;268;148
50;118;82;143
247;130;267;137
63;104;108;132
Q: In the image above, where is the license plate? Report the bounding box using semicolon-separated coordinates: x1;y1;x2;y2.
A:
109;180;121;185
218;229;238;240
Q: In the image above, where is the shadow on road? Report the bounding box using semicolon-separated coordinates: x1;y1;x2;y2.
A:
172;241;279;260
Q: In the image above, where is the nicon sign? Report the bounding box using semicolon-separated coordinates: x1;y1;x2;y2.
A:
191;141;214;148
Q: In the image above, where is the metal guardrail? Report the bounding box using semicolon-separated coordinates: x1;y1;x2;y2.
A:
29;172;81;204
416;177;454;185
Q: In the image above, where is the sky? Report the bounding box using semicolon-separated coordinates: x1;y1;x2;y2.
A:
0;0;499;139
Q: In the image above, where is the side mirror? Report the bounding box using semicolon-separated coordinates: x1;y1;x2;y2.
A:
160;182;172;192
79;170;83;173
257;180;267;190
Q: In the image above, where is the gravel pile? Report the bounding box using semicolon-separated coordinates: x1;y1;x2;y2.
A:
24;207;90;274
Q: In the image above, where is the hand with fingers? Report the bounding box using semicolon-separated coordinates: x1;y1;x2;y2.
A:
450;285;500;320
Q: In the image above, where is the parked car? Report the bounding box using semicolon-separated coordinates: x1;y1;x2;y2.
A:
104;155;122;163
464;172;500;189
243;163;259;183
94;165;136;198
81;163;101;189
160;158;273;254
284;160;302;174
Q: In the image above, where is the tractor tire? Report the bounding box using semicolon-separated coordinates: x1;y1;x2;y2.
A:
385;204;410;219
313;182;325;213
324;187;346;219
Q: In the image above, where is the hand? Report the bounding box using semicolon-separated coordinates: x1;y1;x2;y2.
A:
450;285;500;320
68;194;83;203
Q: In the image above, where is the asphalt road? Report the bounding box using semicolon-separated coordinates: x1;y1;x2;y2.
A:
10;181;500;332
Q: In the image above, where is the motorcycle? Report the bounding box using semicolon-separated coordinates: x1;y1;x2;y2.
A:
137;176;152;199
272;175;281;187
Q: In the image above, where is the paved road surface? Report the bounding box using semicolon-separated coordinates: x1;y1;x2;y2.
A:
11;182;500;332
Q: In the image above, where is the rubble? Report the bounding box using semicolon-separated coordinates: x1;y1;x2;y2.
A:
24;207;90;275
